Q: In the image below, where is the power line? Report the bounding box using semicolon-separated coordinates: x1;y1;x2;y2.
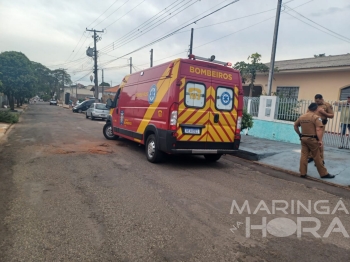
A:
284;4;350;42
101;0;197;54
93;0;132;28
284;10;350;44
46;56;89;68
48;0;222;70
101;0;184;51
63;0;144;72
87;0;122;28
132;1;311;68
63;1;121;68
104;0;147;29
100;0;240;67
69;34;91;62
72;71;93;82
65;32;86;62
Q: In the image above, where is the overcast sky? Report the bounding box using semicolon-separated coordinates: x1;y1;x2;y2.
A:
1;0;349;87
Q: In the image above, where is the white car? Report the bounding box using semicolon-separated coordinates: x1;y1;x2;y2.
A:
86;103;109;120
49;100;57;105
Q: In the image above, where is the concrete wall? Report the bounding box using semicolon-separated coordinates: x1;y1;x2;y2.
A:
243;118;300;145
255;68;350;101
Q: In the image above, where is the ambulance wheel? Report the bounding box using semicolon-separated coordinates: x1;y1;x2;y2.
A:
204;154;222;162
103;123;118;140
146;134;163;163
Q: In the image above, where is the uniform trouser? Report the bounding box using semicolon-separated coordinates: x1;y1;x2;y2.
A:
300;137;328;177
307;128;324;160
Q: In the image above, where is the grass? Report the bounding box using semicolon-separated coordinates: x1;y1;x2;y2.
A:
0;109;19;124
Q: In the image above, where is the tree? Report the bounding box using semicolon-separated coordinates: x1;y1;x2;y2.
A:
51;69;72;100
233;53;270;97
242;109;254;131
0;51;36;110
100;82;110;87
32;61;52;97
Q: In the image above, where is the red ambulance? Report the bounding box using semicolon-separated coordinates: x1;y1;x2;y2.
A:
104;55;243;163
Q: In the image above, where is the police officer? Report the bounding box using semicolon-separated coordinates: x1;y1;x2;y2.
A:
308;94;334;163
294;103;335;179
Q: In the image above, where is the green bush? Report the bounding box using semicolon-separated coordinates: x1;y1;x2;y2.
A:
242;109;253;130
0;110;19;123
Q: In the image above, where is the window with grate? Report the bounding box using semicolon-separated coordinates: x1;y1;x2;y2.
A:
340;86;350;100
276;86;299;99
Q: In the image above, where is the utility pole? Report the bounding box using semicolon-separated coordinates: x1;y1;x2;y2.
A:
267;0;282;96
189;28;194;57
150;49;153;67
86;28;104;100
76;82;78;101
59;68;67;104
101;69;104;102
129;57;132;74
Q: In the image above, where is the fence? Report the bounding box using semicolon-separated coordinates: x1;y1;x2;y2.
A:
276;98;350;148
243;97;259;117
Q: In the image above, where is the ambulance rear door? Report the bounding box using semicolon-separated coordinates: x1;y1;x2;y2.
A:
176;62;212;145
207;65;239;148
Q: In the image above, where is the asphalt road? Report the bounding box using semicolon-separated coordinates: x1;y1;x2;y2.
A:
0;103;350;262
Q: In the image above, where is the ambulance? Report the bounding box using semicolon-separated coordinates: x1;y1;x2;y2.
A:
104;55;243;163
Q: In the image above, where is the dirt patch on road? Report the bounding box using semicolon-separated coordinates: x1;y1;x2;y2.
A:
49;142;114;155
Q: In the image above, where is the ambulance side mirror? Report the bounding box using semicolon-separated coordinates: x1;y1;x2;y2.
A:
106;98;115;109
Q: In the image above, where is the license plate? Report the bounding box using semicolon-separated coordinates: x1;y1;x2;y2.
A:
183;128;200;135
100;114;106;117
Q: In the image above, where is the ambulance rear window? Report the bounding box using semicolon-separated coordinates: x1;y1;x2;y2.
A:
185;82;206;108
216;86;234;111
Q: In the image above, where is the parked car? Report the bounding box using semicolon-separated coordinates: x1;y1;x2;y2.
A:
86;103;109;120
72;99;95;113
49;99;57;105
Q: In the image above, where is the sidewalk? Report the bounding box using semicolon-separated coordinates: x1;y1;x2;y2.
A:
234;135;350;188
0;123;11;141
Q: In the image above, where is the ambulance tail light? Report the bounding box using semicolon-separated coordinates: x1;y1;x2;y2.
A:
169;103;178;131
237;116;242;131
235;110;243;137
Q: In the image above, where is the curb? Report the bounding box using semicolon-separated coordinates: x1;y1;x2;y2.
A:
3;123;13;135
0;123;14;145
229;154;350;191
230;150;278;161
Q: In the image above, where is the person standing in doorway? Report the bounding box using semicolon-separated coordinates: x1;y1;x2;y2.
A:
333;96;350;149
308;94;334;163
294;103;335;179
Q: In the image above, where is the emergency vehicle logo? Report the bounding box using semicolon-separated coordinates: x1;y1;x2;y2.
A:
148;85;157;104
221;91;231;106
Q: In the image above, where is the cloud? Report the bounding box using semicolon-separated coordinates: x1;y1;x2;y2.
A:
311;5;350;17
1;0;349;86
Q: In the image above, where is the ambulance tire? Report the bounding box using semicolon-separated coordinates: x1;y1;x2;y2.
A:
103;123;118;140
204;154;222;162
146;134;163;163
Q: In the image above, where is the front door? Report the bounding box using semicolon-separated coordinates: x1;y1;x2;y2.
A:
111;88;122;134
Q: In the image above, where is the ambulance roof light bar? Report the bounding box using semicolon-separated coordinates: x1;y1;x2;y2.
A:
188;54;232;67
